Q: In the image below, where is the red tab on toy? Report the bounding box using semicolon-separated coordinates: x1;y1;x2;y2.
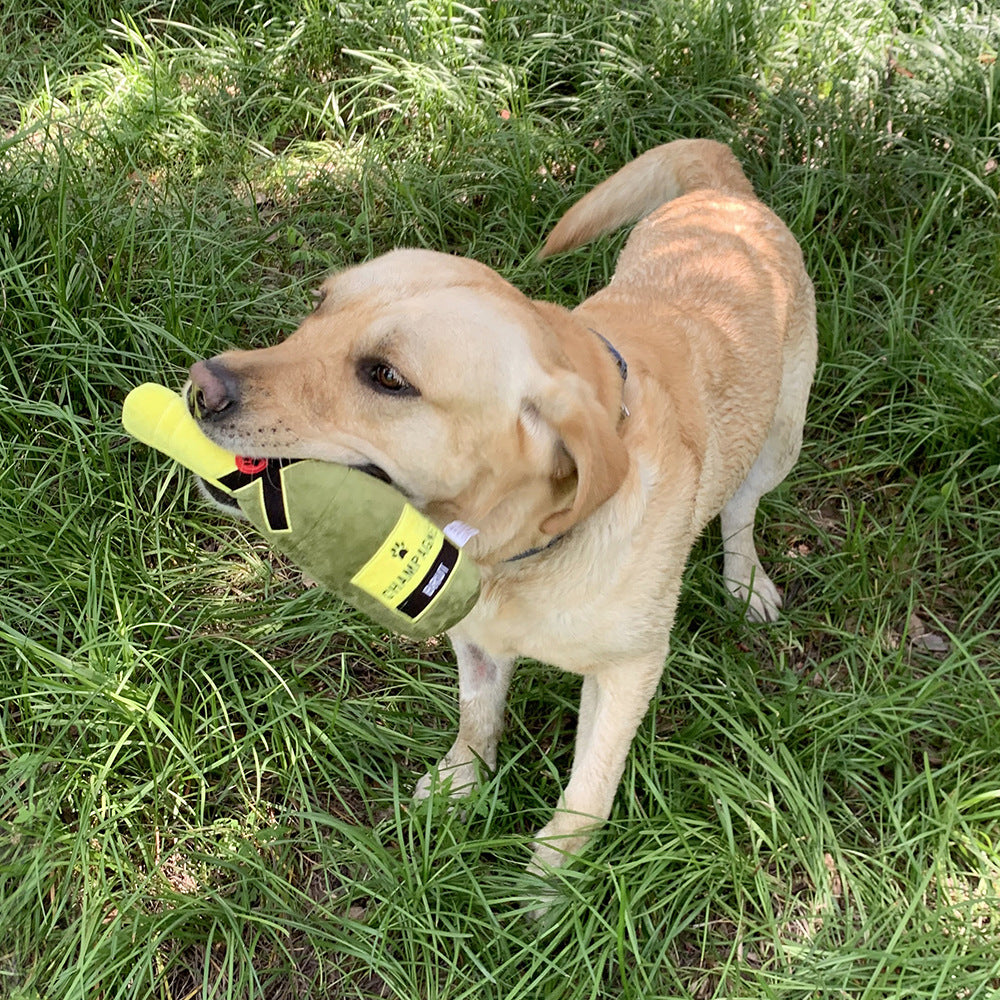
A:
235;456;268;475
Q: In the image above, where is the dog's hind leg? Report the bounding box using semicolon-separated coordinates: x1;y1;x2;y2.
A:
720;458;788;623
721;300;816;622
413;639;516;800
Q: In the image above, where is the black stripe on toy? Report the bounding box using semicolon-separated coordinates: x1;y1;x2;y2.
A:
396;539;460;620
219;458;302;532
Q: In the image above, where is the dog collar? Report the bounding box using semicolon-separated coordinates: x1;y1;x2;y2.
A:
506;535;564;562
506;329;628;563
591;328;630;420
591;328;627;381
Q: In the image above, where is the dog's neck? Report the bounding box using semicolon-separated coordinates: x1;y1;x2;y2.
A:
425;320;630;568
532;301;630;429
502;327;628;564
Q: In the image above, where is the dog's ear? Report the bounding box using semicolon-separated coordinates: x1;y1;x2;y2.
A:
531;373;629;535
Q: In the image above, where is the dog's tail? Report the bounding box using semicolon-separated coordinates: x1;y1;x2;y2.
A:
538;139;754;259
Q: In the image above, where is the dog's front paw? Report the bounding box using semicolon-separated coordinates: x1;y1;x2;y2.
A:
727;570;783;623
412;757;481;802
528;817;593;875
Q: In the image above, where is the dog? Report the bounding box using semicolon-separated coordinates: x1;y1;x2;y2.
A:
187;139;817;872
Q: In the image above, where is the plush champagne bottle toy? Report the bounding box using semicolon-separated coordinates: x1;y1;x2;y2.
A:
122;383;480;638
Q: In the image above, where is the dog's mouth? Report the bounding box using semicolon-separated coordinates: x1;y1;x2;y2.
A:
349;462;394;486
198;477;243;513
196;461;395;517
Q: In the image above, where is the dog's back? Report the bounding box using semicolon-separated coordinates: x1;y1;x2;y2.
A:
540;140;813;518
538;139;811;384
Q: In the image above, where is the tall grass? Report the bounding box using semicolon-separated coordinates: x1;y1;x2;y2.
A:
2;0;999;997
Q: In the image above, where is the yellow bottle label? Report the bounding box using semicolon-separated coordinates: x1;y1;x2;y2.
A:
351;504;456;618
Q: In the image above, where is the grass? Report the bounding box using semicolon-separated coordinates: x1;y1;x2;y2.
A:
1;0;999;996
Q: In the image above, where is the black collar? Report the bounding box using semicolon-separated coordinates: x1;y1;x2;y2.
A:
506;328;628;563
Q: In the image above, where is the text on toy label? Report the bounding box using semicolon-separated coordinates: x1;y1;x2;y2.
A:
351;505;458;619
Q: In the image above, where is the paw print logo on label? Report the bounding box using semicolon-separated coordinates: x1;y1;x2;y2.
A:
391;542;409;560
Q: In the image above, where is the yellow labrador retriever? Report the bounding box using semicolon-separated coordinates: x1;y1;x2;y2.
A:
188;139;816;871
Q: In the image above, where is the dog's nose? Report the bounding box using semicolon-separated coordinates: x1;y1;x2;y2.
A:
189;359;240;421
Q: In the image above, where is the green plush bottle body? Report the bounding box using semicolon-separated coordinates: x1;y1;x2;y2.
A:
122;383;480;639
228;458;480;638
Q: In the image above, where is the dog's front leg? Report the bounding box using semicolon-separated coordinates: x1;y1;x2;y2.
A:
413;639;515;800
530;652;665;871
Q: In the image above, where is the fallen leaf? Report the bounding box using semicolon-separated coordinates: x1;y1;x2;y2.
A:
912;632;950;654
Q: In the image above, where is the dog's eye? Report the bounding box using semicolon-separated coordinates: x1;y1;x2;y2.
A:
361;360;417;396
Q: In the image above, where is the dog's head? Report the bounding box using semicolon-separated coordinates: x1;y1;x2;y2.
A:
187;249;628;561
